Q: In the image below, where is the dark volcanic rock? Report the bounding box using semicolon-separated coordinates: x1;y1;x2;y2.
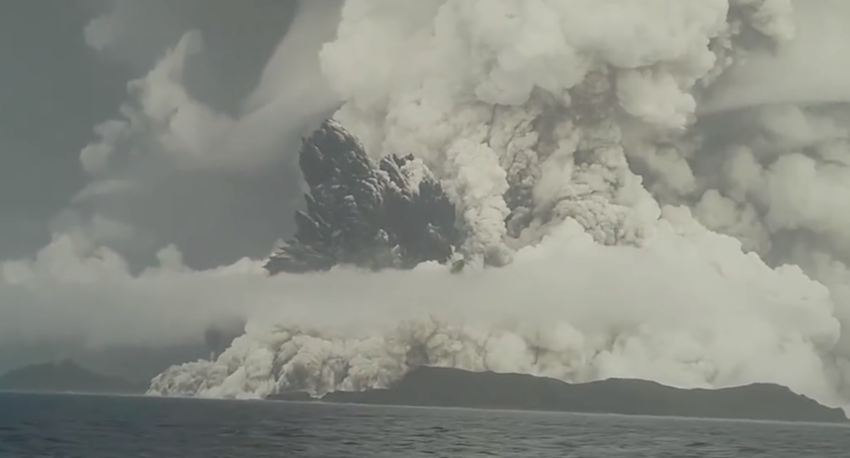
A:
319;366;848;423
265;119;459;274
0;360;147;394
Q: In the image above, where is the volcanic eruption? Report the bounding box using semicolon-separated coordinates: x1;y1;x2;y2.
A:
7;0;849;411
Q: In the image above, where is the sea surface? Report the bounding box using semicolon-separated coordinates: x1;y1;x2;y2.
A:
0;392;847;457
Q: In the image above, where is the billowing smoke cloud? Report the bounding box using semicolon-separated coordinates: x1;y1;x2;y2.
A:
64;0;342;269
146;223;841;403
5;0;850;413
0;0;339;375
703;0;850;113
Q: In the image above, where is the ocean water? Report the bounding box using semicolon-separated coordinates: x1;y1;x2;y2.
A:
0;392;847;457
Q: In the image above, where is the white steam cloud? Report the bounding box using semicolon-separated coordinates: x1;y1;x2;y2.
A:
4;0;850;414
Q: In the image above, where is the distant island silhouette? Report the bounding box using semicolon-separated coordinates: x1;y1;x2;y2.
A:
271;366;848;423
0;360;147;395
6;361;845;423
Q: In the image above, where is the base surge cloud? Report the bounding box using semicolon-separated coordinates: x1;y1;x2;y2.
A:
5;0;850;413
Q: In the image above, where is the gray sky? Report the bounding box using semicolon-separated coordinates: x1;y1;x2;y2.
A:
0;0;340;375
0;0;128;259
0;0;320;268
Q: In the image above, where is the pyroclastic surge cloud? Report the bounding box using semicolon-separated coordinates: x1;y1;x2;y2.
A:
5;0;850;412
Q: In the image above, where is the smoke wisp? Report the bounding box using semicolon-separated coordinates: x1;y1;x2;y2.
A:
64;0;342;269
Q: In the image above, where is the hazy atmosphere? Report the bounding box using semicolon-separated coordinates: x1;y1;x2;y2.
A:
5;0;850;418
1;0;326;375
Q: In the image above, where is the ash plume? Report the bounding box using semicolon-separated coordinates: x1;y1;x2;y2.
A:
265;120;458;274
5;0;850;414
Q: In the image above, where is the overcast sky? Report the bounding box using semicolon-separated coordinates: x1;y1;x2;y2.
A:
0;0;340;375
0;0;323;268
0;0;128;260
